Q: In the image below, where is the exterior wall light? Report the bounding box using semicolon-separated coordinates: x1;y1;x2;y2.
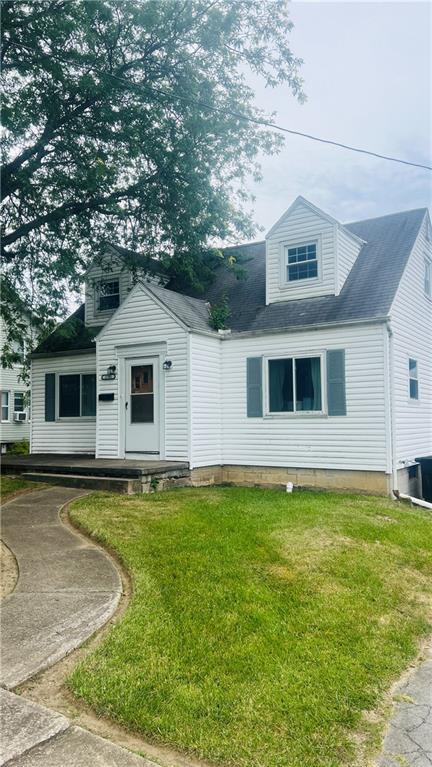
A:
163;360;172;371
101;365;117;380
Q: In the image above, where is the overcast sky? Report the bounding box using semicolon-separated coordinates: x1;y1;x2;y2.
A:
247;0;432;233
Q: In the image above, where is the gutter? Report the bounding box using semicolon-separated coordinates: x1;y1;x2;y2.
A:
395;492;432;511
224;315;390;340
30;347;96;360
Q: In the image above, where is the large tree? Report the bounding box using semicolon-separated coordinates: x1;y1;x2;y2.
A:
1;0;303;362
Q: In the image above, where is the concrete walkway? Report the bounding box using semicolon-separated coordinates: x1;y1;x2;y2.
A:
0;487;157;766
377;645;432;767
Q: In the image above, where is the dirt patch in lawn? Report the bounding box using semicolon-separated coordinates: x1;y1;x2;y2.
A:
0;540;18;598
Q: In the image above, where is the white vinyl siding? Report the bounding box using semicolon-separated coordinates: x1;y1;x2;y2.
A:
336;227;362;294
266;201;336;303
0;319;30;444
390;214;432;464
30;353;96;453
220;323;388;471
96;284;189;460
190;334;222;467
84;261;132;327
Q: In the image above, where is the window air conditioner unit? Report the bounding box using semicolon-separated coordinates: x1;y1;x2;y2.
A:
13;411;28;422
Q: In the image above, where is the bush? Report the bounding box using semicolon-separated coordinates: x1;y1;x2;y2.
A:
7;440;30;455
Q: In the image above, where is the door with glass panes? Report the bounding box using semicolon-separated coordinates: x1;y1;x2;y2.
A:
125;358;159;454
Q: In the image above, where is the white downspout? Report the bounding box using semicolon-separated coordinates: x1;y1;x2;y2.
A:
386;320;398;496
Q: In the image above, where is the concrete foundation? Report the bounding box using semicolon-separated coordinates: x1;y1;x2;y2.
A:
190;464;391;495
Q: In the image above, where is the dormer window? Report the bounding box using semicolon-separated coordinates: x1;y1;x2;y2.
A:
98;279;120;312
285;242;318;282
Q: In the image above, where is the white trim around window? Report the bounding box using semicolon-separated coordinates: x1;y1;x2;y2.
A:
408;357;419;402
279;236;322;289
264;352;326;417
1;390;10;422
57;372;97;420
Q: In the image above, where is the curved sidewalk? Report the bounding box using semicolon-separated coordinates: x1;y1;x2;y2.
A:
0;486;156;766
0;486;121;690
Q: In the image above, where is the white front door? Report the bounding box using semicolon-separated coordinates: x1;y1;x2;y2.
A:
125;357;159;454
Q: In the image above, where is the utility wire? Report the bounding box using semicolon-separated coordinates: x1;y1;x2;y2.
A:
106;72;432;171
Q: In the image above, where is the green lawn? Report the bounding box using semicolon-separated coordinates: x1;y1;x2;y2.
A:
68;487;432;767
0;475;40;501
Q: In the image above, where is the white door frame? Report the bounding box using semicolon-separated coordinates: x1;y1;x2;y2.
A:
115;342;166;459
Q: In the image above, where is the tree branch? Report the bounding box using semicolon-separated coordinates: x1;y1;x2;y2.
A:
2;178;155;252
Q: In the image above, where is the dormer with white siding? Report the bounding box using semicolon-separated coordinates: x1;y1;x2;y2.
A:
84;244;166;328
84;245;133;328
265;196;365;304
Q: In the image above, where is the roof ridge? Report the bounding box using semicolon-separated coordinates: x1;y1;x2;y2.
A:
146;280;209;306
345;207;428;227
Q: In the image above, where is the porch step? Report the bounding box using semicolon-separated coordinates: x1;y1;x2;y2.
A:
22;472;141;494
4;459;189;480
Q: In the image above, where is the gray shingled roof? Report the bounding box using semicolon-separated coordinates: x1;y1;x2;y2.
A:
199;207;427;332
32;206;427;355
143;282;211;331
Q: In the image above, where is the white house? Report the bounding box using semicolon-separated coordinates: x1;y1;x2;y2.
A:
0;318;30;452
29;197;432;496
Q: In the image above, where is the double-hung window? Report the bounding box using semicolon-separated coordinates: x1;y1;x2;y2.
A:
408;358;419;400
268;356;322;413
14;392;25;412
98;279;120;311
1;391;9;421
59;374;96;418
285;242;318;282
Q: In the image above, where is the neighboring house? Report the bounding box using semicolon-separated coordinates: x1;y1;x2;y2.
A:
0;318;30;452
30;197;432;496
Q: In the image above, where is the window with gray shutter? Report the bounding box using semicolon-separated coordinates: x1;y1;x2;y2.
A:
45;373;56;421
326;350;346;416
246;357;263;417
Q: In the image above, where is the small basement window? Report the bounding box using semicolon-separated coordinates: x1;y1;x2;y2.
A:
59;374;96;418
1;391;9;421
268;356;322;413
408;358;419;400
408;464;418;480
285;242;318;282
98;279;120;311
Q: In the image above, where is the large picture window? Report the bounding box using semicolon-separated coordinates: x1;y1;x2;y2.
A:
59;373;96;417
268;356;322;413
285;242;318;282
98;279;120;311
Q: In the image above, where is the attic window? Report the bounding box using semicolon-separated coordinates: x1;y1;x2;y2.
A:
99;279;120;311
285;242;318;282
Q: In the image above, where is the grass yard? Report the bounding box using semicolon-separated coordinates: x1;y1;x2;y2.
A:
68;487;432;767
0;474;40;501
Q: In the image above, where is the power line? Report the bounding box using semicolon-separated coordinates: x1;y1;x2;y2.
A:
106;72;432;171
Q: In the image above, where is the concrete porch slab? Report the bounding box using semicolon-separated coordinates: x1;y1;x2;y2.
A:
1;454;189;478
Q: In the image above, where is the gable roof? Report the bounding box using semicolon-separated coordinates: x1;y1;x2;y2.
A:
143;282;211;332
265;195;366;245
32;205;427;356
199;207;427;333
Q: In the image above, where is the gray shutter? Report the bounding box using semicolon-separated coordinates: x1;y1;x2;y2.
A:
45;373;56;421
247;357;263;417
327;350;346;416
